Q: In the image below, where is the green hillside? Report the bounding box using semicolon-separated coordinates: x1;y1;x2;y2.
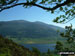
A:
0;35;37;56
0;20;65;44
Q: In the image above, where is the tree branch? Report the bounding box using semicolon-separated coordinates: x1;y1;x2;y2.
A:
0;0;71;12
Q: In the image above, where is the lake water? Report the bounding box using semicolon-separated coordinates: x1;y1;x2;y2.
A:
22;44;56;52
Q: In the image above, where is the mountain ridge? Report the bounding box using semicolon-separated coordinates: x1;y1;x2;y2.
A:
0;20;65;44
0;20;64;38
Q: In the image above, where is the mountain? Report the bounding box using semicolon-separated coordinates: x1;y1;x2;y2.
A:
0;20;64;38
0;20;65;44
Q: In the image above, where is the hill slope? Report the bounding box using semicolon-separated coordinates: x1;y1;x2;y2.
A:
0;20;65;44
0;35;37;56
0;20;64;38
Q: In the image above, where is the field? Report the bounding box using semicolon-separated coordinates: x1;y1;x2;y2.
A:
7;37;65;44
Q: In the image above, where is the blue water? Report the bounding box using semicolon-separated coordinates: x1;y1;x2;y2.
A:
22;44;56;52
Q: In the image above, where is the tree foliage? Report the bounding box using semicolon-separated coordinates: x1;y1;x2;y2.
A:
0;35;37;56
55;41;63;52
0;0;75;23
60;24;75;43
58;25;75;52
32;47;41;56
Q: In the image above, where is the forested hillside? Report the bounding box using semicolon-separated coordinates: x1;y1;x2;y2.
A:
0;20;64;38
0;35;38;56
0;20;65;44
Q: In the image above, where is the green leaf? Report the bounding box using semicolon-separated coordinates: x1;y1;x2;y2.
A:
73;6;75;9
60;7;63;11
32;0;38;3
53;0;56;2
65;7;68;10
67;3;71;6
65;10;70;15
40;0;45;4
0;0;6;5
60;32;64;37
58;0;61;2
51;10;54;13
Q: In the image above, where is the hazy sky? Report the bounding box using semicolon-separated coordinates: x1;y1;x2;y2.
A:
0;5;75;28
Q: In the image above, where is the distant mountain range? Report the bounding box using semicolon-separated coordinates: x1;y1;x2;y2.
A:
0;20;65;38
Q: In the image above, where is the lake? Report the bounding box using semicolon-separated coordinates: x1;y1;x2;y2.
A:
22;44;56;52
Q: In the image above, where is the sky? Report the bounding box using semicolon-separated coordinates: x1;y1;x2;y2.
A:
0;5;75;28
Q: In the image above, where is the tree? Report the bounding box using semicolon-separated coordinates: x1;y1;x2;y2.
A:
55;41;63;52
47;49;51;55
0;0;75;23
60;24;74;43
47;49;53;56
32;47;41;56
60;24;75;51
